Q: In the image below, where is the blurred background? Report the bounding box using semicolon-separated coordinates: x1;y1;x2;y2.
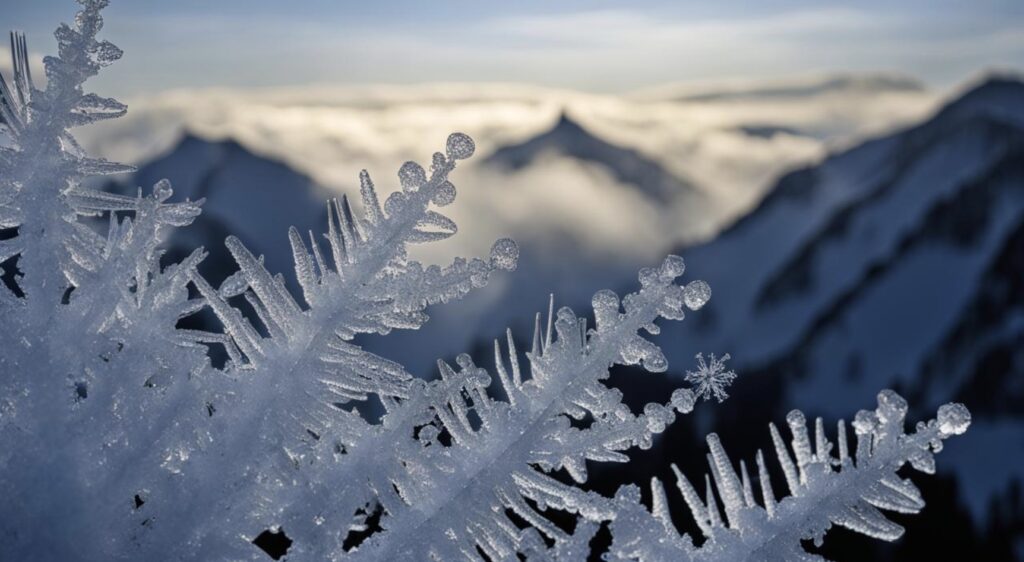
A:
7;0;1024;559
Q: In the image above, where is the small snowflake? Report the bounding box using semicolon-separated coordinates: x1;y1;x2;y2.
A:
685;353;737;403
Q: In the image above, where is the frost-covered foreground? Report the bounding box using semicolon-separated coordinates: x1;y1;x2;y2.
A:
0;2;971;560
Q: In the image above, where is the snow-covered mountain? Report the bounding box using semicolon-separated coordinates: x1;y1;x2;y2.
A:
485;112;701;205
664;76;1024;361
655;75;1024;552
109;133;329;280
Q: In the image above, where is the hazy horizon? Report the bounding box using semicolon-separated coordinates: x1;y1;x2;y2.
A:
4;0;1022;97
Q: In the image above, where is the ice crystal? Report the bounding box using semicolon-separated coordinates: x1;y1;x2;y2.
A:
606;390;972;561
685;352;737;403
0;3;971;561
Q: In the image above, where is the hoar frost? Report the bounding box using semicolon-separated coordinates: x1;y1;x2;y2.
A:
0;2;971;561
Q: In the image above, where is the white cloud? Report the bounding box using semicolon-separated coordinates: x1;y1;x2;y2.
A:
0;47;46;89
74;74;940;265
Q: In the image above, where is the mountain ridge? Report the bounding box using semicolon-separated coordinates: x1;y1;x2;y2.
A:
111;131;330;281
484;111;699;205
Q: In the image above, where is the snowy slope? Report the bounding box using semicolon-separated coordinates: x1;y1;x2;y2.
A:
661;76;1024;366
779;142;1024;410
655;76;1024;532
779;115;1024;532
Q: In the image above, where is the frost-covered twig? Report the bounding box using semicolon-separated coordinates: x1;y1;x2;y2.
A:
0;0;132;311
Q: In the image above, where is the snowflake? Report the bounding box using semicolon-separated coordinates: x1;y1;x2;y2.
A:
685;353;737;403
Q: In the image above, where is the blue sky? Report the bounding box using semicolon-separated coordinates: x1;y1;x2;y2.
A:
5;0;1023;95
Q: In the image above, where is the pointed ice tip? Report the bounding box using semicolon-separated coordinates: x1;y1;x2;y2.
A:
660;255;685;278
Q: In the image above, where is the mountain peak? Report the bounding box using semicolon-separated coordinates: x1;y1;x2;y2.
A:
964;71;1024;93
112;131;327;282
173;130;248;156
961;73;1024;99
552;111;585;133
936;73;1024;125
484;112;697;204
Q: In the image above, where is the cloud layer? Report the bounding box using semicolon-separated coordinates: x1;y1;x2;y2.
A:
71;75;942;266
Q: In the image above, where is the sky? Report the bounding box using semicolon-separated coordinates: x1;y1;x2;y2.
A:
3;0;1023;96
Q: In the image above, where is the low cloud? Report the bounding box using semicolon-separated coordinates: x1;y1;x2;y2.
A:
74;75;940;264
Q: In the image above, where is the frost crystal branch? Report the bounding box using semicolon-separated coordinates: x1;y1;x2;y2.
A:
0;2;972;561
606;390;972;561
